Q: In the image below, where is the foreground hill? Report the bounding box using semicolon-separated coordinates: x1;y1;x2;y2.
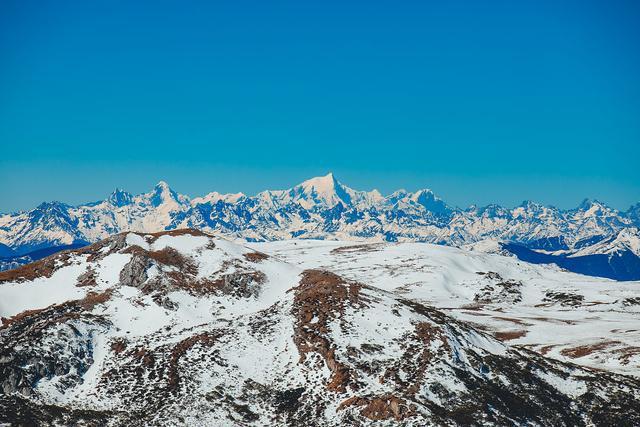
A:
254;240;640;377
1;174;639;279
1;230;639;426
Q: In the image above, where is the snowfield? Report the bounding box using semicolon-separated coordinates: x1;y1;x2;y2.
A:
252;239;640;377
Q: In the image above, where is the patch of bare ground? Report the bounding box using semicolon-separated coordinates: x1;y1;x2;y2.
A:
111;338;128;354
119;245;267;299
77;290;112;310
338;395;415;421
380;322;449;398
560;341;622;358
0;230;211;284
76;267;97;287
622;297;640;306
291;269;368;393
539;345;557;355
0;252;73;283
543;291;584;307
460;310;490;316
1;307;49;328
458;303;486;311
474;280;522;304
101;330;224;410
122;246;197;274
1;290;112;329
76;234;129;262
529;317;577;325
493;330;527;341
167;332;218;391
615;346;640;365
79;229;211;262
476;271;503;280
140;228;210;243
180;265;266;298
243;251;269;262
330;244;382;255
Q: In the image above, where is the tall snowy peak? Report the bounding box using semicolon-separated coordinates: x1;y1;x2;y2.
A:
1;175;638;279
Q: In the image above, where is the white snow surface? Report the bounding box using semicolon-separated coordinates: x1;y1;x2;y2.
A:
252;239;640;376
2;232;640;424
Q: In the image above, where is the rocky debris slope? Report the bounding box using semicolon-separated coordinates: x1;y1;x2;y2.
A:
1;230;640;426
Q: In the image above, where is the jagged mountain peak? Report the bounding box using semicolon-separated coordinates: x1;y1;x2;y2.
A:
192;191;246;206
474;203;511;218
147;181;184;207
28;202;73;224
108;188;133;207
576;198;610;212
296;172;341;193
288;172;354;208
33;201;69;211
154;180;171;190
410;189;451;214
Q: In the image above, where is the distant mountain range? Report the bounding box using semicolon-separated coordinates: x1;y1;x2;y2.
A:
1;173;639;279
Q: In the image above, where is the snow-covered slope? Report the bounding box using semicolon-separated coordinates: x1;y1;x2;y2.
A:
1;174;638;279
253;239;640;377
1;230;639;426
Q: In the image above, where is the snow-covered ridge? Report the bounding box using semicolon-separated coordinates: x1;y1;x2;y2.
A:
1;230;640;425
1;173;638;279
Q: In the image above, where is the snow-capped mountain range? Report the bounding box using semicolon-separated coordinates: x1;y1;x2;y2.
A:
1;173;639;279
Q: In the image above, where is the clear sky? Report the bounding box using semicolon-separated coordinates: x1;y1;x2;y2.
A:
1;0;639;212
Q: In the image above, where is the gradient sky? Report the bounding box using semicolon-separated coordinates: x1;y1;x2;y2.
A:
1;0;639;212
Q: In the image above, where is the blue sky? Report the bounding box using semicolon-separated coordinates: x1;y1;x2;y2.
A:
1;0;639;212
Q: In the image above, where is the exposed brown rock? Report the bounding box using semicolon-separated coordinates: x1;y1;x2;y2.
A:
379;321;449;394
122;246;197;274
1;290;111;329
338;394;415;421
493;330;527;341
76;268;97;287
111;338;128;355
560;341;622;358
142;229;210;243
330;244;382;255
1;307;49;328
291;269;368;393
474;279;522;304
132;347;156;369
167;332;218;390
243;251;269;262
615;346;640;365
77;290;112;311
79;234;128;262
0;253;72;283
